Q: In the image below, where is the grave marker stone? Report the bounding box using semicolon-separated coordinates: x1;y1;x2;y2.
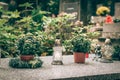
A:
60;0;80;21
115;3;120;17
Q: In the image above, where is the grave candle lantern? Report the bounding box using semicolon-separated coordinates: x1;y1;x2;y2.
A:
51;39;63;65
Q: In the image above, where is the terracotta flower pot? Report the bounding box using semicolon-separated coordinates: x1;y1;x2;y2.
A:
20;55;34;61
74;52;85;63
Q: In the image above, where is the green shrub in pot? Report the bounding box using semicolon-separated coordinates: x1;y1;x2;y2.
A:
9;33;43;68
17;33;42;58
72;36;91;53
71;36;91;63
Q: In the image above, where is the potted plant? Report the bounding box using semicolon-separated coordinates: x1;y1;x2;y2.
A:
17;33;42;61
72;36;91;63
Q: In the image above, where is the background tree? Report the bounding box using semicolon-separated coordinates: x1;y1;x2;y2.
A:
17;0;59;16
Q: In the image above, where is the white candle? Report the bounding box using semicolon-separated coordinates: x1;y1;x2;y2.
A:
53;46;63;61
54;51;61;61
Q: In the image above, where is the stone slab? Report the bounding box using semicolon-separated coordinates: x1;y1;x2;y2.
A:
103;23;120;32
102;23;120;38
0;55;120;80
0;2;8;10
